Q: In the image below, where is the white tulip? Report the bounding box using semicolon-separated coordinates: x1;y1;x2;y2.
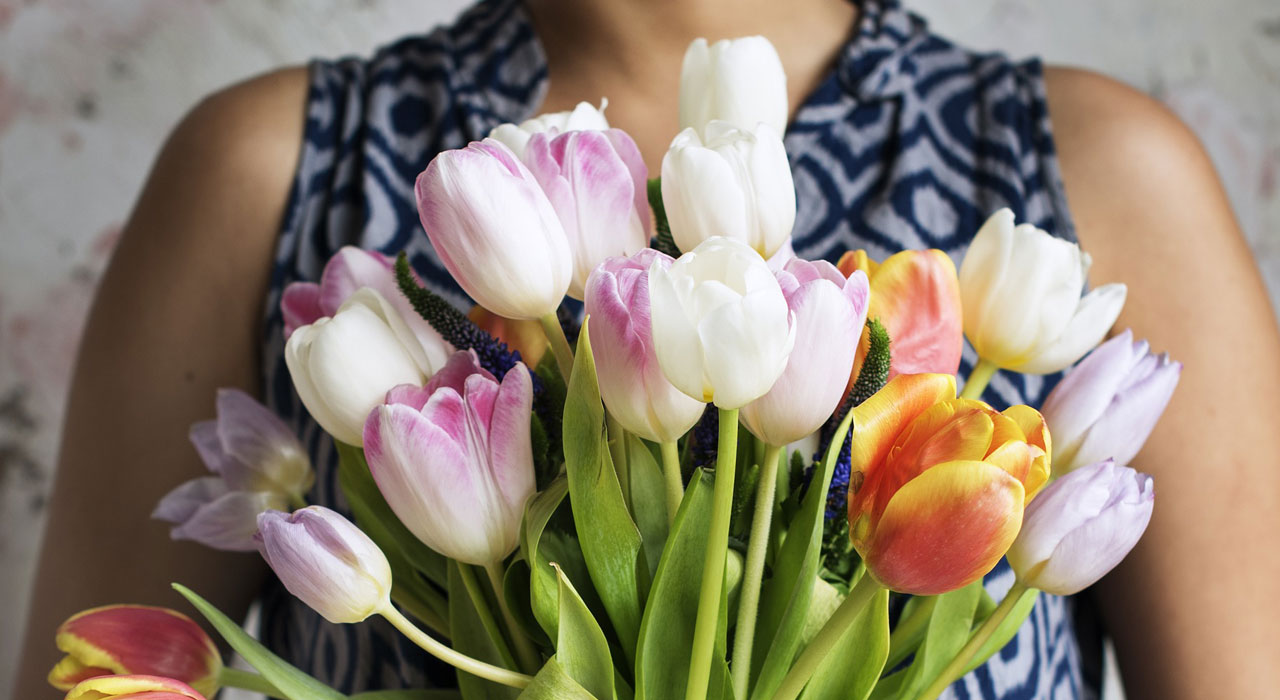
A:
487;99;610;158
648;237;795;410
661;121;796;259
959;209;1127;374
284;288;428;446
679;36;788;135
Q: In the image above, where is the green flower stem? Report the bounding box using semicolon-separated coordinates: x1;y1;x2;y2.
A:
457;563;518;672
730;442;784;698
912;581;1032;700
379;602;533;689
771;573;884;700
538;313;576;382
218;667;285;698
485;560;543;674
660;440;684;525
684;407;740;700
959;358;999;400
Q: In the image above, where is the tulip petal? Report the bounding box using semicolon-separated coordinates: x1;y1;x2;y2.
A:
65;674;207;700
53;607;219;694
1012;283;1128;374
281;282;323;340
487;362;536;519
848;374;957;488
1040;330;1137;461
1070;355;1180;469
213;389;311;494
662;130;750;253
1001;404;1052;498
48;656;114;690
864;249;963;377
860;460;1024;595
152;477;228;526
648;263;709;401
170;489;285;552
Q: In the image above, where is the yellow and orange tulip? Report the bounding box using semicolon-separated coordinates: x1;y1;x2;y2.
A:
846;374;1050;595
48;605;221;697
63;674;207;700
837;249;963;383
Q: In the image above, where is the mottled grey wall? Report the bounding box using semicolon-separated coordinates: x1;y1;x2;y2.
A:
3;1;1276;696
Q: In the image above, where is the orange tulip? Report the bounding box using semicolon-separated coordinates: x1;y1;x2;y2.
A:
837;249;962;382
846;374;1050;595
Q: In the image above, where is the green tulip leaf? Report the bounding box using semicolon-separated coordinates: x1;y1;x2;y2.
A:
884;595;936;671
798;584;890;700
518;656;597;700
626;436;669;581
562;319;647;664
553;564;617;700
894;578;984;698
521;476;569;640
350;692;464;700
171;584;346;700
960;586;1038;675
503;558;550;649
448;562;521;700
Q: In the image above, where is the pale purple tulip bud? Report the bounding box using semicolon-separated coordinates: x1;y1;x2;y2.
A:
1041;329;1181;474
154;389;313;551
524;129;651;300
416;139;572;320
740;259;870;446
585;250;707;443
1007;460;1154;594
281;246;452;371
255;506;392;624
362;351;536;565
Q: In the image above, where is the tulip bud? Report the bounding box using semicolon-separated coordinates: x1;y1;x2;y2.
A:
1007;460;1154;595
847;374;1051;595
959;209;1127;374
47;606;221;696
524;129;651;299
281;246;452;370
488;100;610;158
416;139;572;319
363;351;536;565
255;506;392;624
154;389;313;551
679;36;788;135
648;237;795;409
740;259;869;446
1041;330;1181;474
285;288;429;446
585;250;706;443
64;674;208;700
661;121;796;258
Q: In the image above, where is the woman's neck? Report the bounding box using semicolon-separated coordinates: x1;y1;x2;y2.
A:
524;0;859;169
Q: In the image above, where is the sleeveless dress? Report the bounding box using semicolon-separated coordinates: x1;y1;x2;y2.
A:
259;0;1101;697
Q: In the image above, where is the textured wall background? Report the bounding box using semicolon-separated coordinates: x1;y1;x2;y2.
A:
2;0;1277;695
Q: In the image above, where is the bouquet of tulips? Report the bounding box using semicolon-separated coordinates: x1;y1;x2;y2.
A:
44;36;1179;700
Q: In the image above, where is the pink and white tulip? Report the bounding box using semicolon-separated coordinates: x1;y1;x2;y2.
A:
740;259;870;446
255;506;392;624
488;100;610;158
524;129;651;300
1007;460;1155;595
280;246;451;370
285;288;430;446
363;351;536;565
154;389;313;552
416;139;572;320
63;674;208;700
585;250;706;443
1040;330;1181;474
48;606;221;696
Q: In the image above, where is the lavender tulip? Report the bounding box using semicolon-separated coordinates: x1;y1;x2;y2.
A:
416;139;571;320
585;250;706;443
255;506;392;624
280;246;452;370
1006;460;1154;595
154;389;313;551
363;350;535;565
1041;329;1181;474
524;129;651;300
740;259;870;446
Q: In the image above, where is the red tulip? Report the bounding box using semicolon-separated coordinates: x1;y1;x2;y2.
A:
62;674;207;700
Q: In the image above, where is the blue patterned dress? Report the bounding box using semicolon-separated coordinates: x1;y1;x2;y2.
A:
260;0;1100;697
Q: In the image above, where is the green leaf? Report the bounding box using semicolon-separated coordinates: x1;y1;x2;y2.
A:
798;585;890;700
521;476;569;640
448;562;521;700
351;692;464;700
519;656;598;700
895;579;984;698
503;558;550;649
884;595;936;672
627;436;669;581
647;178;680;258
553;564;617;700
172;584;345;700
749;412;853;699
634;469;715;700
960;587;1038;675
562;319;647;664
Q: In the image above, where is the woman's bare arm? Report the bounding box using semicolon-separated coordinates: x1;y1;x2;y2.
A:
1046;66;1280;698
13;67;310;697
